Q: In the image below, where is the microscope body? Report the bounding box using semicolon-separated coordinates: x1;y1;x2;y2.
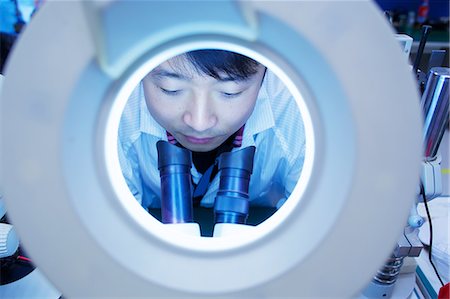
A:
156;140;256;237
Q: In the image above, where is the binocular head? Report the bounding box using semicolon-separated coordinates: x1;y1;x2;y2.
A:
157;141;256;226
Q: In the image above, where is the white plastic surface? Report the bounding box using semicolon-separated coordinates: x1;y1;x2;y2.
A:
163;223;201;237
395;34;414;59
0;223;19;258
0;269;61;299
0;195;5;219
418;197;450;283
421;158;443;200
213;223;256;238
0;1;422;298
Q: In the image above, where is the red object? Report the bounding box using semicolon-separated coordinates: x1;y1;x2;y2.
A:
438;283;450;299
417;0;430;24
17;255;32;262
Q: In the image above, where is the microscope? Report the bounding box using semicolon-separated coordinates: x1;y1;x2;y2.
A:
156;140;256;237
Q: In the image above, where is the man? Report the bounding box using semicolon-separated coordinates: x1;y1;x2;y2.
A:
118;50;305;212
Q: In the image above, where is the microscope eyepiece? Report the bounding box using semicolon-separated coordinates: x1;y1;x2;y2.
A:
214;146;256;224
156;141;193;224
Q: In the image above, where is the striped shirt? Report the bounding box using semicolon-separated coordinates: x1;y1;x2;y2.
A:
118;69;306;209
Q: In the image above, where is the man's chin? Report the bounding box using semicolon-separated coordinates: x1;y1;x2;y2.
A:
176;134;229;152
183;143;218;152
178;139;223;152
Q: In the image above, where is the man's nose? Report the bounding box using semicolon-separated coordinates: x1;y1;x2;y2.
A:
183;98;217;132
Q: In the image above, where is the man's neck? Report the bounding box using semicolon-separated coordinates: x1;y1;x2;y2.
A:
191;133;236;174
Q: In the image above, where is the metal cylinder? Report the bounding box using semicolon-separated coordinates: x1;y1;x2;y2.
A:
413;25;432;73
421;67;450;159
373;256;404;285
156;141;193;224
214;146;256;224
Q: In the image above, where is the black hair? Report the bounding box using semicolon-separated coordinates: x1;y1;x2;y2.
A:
183;50;261;81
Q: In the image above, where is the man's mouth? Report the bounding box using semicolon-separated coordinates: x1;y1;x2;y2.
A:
184;135;215;144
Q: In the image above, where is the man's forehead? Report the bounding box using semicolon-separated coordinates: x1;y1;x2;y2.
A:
150;65;192;81
148;56;187;75
150;63;257;83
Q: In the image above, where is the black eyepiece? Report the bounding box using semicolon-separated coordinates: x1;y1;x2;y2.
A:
156;141;193;224
214;146;256;224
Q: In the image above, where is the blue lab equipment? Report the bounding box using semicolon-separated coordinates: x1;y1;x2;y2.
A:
157;140;194;224
214;146;256;224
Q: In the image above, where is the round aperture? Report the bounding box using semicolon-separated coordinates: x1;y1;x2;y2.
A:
103;43;315;249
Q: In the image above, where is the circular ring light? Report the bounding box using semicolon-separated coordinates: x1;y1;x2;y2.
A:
103;40;315;247
1;1;422;298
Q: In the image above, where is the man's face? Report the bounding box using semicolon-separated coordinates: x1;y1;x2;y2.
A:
142;56;266;152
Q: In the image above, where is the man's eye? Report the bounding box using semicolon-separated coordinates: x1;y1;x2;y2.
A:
159;87;181;95
222;91;243;98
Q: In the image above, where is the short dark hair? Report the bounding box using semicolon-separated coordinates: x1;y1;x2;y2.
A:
183;50;260;81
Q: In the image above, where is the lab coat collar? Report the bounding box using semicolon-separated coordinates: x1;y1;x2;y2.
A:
241;80;275;147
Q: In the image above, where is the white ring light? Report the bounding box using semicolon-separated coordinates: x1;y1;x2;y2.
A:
103;39;315;252
1;1;422;298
